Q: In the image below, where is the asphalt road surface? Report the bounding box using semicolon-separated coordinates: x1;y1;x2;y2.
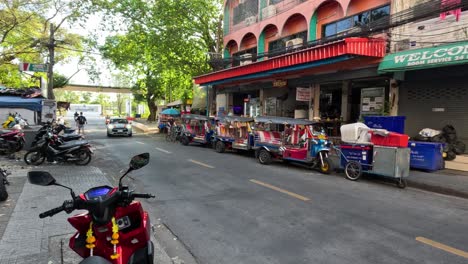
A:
83;117;468;264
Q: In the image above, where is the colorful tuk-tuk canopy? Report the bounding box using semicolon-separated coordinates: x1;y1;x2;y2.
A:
219;116;254;123
254;116;315;125
181;114;210;121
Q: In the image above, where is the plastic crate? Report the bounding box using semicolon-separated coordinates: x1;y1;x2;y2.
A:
339;143;373;170
408;141;444;171
370;132;409;148
363;116;406;134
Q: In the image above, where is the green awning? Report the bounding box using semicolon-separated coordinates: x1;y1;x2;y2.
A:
378;41;468;73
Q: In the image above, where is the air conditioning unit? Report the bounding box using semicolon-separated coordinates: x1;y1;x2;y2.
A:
239;0;246;3
286;38;303;49
262;5;276;19
395;39;410;52
244;16;257;26
240;53;252;66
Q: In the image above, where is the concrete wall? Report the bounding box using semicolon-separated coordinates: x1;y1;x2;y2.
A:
0;108;36;125
391;1;468;52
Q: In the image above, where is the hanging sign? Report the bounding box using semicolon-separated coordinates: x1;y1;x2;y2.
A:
296;87;311;101
273;79;287;87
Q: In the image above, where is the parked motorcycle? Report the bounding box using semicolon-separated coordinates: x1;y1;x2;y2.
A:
31;123;83;148
0;128;25;153
24;132;92;165
28;153;155;264
0;168;10;201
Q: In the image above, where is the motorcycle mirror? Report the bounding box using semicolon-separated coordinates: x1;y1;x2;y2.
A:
27;171;76;198
28;171;56;186
129;153;150;170
118;153;150;189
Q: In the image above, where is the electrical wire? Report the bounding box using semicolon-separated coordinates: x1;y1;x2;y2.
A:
389;26;468;37
55;46;102;55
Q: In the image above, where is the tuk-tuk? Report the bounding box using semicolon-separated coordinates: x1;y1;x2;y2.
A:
253;116;332;174
180;114;213;146
212;116;255;153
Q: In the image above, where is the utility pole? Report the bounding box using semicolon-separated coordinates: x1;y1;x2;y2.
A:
47;23;55;100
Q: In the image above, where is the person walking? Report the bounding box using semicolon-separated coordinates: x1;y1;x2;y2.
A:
74;111;79;128
77;112;87;135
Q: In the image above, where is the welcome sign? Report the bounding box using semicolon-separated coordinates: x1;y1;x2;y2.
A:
378;41;468;73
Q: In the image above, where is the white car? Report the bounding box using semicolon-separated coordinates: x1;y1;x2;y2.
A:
107;118;132;137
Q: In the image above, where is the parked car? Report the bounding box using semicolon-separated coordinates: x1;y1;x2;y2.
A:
107;118;132;137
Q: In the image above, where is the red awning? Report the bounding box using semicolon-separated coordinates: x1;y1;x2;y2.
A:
194;37;386;85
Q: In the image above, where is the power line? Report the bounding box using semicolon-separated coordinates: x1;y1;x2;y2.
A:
55;46;102;55
390;26;468;37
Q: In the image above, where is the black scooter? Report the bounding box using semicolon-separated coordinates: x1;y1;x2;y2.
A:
24;133;93;166
31;123;83;148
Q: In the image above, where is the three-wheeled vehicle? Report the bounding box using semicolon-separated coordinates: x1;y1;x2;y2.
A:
212;116;254;153
253;116;333;174
180;114;213;146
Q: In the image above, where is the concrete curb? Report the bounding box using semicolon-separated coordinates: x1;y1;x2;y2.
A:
132;121;159;133
407;179;468;199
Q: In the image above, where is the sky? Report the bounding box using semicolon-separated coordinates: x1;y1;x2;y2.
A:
55;13;116;87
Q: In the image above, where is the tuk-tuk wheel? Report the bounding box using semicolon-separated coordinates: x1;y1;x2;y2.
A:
319;157;332;174
397;179;407;189
181;136;190;146
345;161;362;180
258;149;272;165
215;141;226;153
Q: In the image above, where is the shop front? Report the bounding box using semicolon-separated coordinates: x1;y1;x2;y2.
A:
195;37;387;136
379;42;468;150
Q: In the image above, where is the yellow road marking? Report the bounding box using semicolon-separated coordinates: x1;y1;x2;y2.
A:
416;237;468;258
188;159;214;169
155;147;172;154
249;179;310;201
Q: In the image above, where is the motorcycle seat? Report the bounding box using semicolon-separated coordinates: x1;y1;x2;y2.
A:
61;134;81;139
57;140;89;150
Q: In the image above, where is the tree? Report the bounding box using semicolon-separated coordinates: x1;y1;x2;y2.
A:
95;0;223;121
0;0;95;97
80;92;92;103
55;90;80;103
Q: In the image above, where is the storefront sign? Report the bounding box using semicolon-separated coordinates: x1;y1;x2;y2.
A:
273;79;287;87
296;87;311;102
378;41;468;73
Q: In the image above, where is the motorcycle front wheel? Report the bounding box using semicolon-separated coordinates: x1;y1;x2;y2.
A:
74;150;92;166
0;178;7;201
24;150;46;165
15;140;24;152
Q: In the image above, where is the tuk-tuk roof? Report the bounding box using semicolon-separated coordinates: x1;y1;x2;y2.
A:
181;114;210;121
217;116;254;123
254;116;316;125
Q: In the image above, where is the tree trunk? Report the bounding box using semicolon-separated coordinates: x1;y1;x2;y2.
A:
147;97;157;122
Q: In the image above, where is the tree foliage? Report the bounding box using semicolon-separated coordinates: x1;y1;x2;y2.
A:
95;0;223;121
0;0;93;93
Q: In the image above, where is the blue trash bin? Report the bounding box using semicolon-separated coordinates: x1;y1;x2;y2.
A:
408;141;445;171
363;116;406;133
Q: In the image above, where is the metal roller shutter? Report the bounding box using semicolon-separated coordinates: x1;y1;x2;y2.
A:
399;67;468;152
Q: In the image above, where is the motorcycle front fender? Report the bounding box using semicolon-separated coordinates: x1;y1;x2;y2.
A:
79;256;112;264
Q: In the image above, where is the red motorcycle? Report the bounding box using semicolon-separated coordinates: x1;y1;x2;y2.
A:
28;153;155;264
0;129;25;153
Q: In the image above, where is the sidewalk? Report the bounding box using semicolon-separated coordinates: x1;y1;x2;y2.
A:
0;160;171;264
135;119;468;199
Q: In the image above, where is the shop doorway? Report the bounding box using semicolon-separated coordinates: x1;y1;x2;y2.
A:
319;83;342;120
233;91;260;116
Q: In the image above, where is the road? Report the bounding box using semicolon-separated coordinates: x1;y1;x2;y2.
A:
83;117;468;264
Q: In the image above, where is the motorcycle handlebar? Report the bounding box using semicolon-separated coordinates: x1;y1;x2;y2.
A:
39;205;65;218
132;193;155;199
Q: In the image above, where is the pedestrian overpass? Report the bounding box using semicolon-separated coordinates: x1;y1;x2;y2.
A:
55;84;132;93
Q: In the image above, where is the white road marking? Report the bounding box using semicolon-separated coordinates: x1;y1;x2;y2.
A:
155;147;172;154
188;159;215;169
136;141;145;145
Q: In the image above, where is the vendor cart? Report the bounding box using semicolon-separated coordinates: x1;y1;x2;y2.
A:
336;130;411;188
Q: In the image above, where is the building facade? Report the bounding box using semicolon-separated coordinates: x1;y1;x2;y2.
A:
379;0;468;148
194;0;467;142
